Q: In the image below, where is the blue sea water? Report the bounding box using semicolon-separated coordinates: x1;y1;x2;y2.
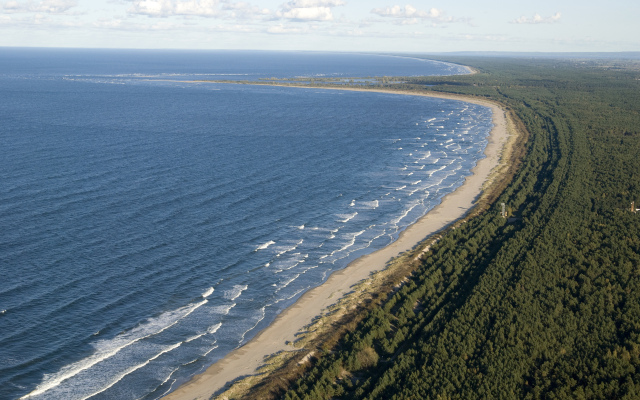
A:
0;49;492;399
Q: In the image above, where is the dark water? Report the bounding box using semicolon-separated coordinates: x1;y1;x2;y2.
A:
0;49;491;399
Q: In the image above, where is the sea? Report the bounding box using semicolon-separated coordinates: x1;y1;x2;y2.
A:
0;49;492;399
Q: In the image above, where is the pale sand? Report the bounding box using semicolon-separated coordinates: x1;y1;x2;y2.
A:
163;87;510;400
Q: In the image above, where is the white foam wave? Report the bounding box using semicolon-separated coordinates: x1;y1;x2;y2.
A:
337;212;357;223
78;342;183;400
303;265;318;273
273;288;307;305
393;202;421;225
428;165;447;176
350;199;356;207
224;285;248;301
237;307;268;345
255;240;275;251
276;253;309;271
276;274;300;292
360;200;379;209
298;224;305;230
412;180;422;185
156;367;180;398
21;299;207;399
395;185;406;191
201;287;214;298
185;332;207;343
203;345;219;357
336;230;366;253
276;239;303;257
211;303;235;315
207;322;222;334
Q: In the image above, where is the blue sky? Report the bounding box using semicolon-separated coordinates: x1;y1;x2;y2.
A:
1;0;637;52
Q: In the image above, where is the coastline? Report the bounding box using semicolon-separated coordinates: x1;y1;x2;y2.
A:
163;87;512;400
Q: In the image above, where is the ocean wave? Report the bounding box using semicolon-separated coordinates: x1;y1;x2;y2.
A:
201;287;214;298
210;304;235;315
224;285;248;301
207;323;222;334
238;307;267;345
185;332;207;343
275;273;300;292
427;165;447;176
255;240;275;251
21;299;207;399
393;202;421;226
337;212;357;223
78;342;183;400
359;200;379;209
336;230;366;254
203;345;219;357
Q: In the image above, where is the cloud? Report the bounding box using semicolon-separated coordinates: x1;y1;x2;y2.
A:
370;4;452;23
128;0;224;17
267;23;304;33
512;12;561;24
1;0;77;14
277;0;345;22
280;6;331;20
283;0;344;7
221;2;270;19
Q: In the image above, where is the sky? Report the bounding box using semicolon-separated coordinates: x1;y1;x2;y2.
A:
0;0;638;52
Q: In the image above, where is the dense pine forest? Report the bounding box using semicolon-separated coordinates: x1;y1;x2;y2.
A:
241;56;640;399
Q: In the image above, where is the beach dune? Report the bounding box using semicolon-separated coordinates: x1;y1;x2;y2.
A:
163;88;510;400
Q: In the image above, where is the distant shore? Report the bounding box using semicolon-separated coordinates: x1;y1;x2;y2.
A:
163;85;512;400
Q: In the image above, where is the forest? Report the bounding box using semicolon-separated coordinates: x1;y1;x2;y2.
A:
236;56;640;399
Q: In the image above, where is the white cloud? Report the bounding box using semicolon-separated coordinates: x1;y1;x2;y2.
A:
128;0;224;17
284;0;344;7
277;0;345;22
1;0;77;14
267;23;304;33
280;6;331;20
370;4;452;23
127;0;274;19
512;12;561;24
221;2;270;19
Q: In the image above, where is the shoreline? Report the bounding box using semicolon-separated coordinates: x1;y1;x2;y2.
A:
163;86;511;400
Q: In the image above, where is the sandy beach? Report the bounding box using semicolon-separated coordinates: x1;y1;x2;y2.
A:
163;87;511;400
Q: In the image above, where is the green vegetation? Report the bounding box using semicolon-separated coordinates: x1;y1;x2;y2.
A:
239;57;640;400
